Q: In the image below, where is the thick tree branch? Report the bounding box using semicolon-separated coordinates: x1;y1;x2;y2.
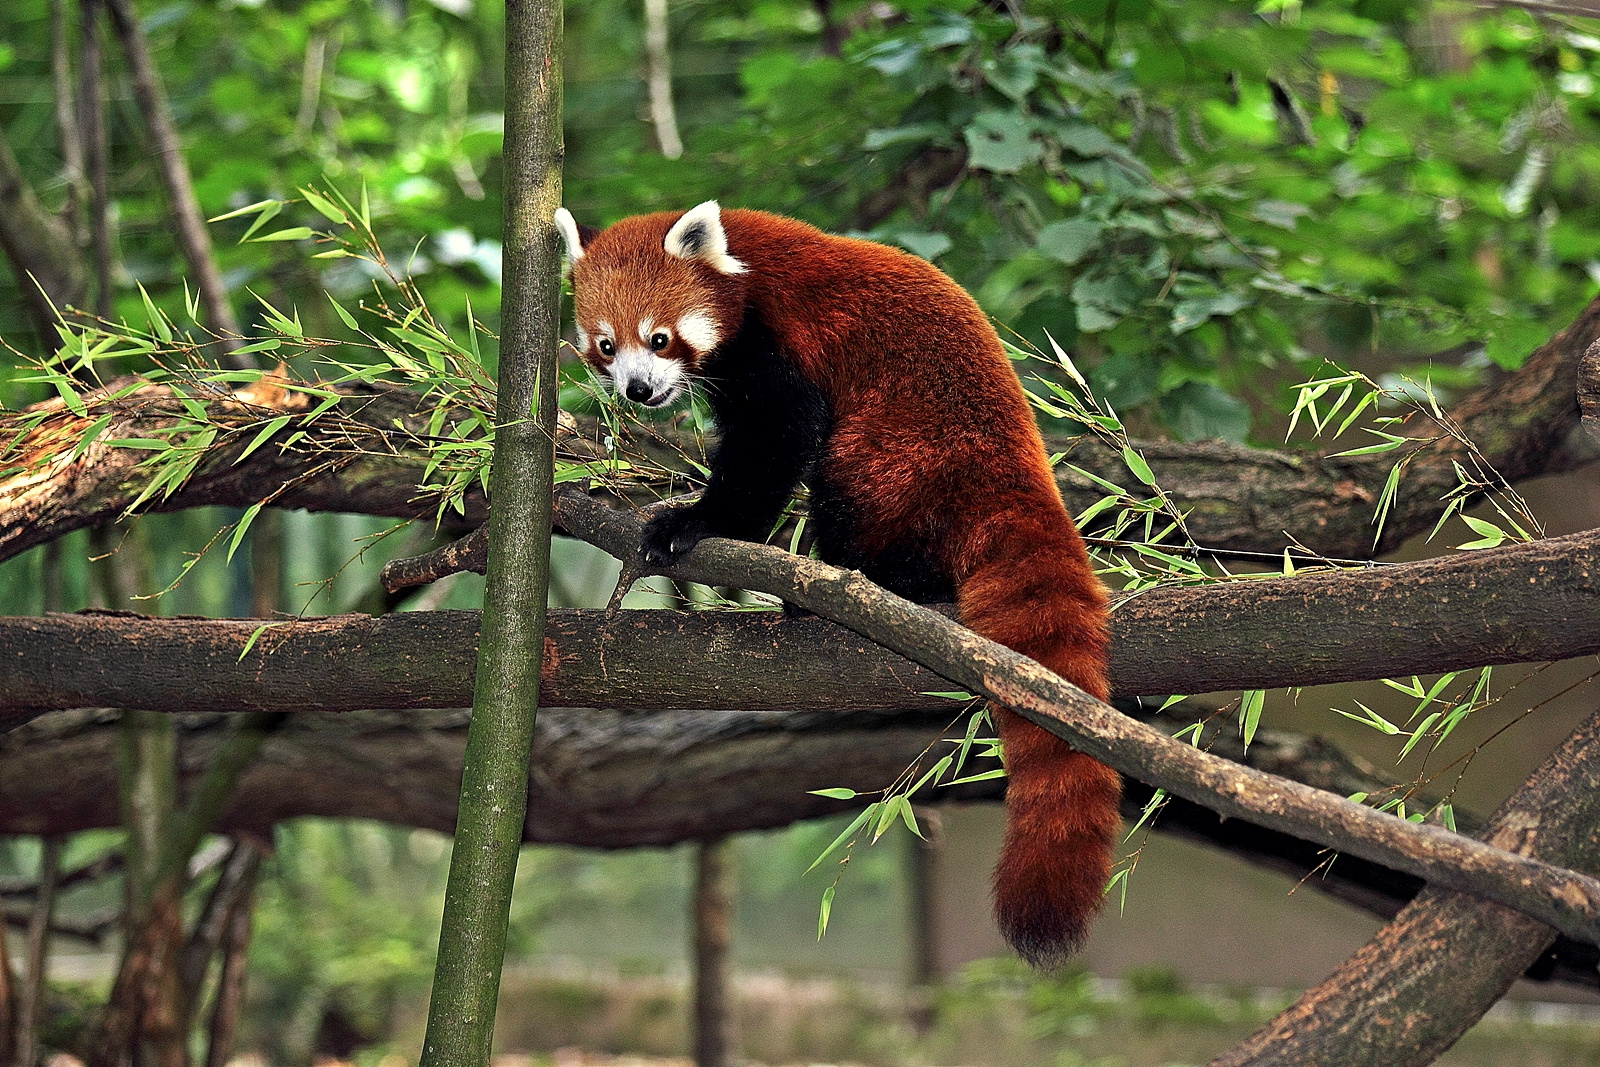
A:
1211;707;1600;1067
5;291;1596;566
551;489;1600;947
6;523;1600;723
3;703;1596;988
0;376;494;564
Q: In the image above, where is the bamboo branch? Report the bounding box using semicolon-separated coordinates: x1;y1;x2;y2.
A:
551;488;1600;947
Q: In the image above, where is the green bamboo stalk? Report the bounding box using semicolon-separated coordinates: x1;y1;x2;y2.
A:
417;0;562;1061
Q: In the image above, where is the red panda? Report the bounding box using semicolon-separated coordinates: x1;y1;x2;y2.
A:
555;201;1119;967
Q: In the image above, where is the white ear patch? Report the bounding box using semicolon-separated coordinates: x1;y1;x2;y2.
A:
675;310;721;355
554;207;584;264
663;200;747;275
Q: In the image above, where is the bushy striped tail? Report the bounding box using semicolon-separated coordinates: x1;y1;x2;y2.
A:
955;523;1120;968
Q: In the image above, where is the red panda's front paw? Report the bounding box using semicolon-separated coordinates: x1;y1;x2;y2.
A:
640;507;713;567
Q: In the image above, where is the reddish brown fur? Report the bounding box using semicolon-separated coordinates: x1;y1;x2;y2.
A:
571;208;1120;967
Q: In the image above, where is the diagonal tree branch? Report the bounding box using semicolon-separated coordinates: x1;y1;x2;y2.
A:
1210;706;1600;1067
549;488;1600;948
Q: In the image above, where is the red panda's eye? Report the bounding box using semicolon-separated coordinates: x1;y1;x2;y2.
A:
597;338;615;357
650;332;670;351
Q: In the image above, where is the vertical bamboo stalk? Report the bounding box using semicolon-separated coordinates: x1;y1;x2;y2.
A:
692;838;734;1067
417;0;562;1061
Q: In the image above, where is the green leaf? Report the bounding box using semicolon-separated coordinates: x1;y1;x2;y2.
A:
71;413;116;460
237;200;283;243
300;187;350;225
1456;514;1506;550
252;226;316;243
1121;447;1156;486
945;767;1008;785
138;284;173;344
808;788;859;800
209;198;280;224
1170;293;1248;334
863;123;946;150
327;293;361;331
1239;689;1265;748
1036;219;1102;265
817;884;835;940
238;622;274;661
805;804;876;874
226;502;264;564
964;111;1042;174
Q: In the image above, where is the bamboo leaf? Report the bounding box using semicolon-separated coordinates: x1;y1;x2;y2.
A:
805;804;876;874
1121;446;1157;486
817;884;835;940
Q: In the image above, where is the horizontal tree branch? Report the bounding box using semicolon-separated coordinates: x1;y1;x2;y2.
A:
3;700;1595;988
4;523;1598;725
4;291;1596;565
550;488;1600;948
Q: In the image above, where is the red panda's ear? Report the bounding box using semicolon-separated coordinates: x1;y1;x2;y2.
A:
554;208;589;267
664;201;747;275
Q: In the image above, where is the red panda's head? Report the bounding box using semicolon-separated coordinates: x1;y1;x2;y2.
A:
556;201;747;408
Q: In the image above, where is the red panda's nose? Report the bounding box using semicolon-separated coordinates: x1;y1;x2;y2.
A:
624;380;653;404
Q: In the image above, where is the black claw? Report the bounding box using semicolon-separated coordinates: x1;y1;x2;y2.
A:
640;505;711;569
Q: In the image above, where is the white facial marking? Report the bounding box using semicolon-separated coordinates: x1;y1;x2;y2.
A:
554;208;584;264
637;319;657;343
607;343;687;407
675;309;721;355
663;200;747;275
575;325;590;351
